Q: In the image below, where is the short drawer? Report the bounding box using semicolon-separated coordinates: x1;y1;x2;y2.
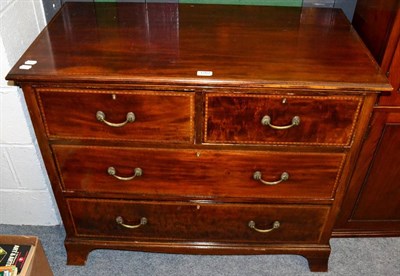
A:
53;145;345;200
36;88;194;143
67;199;329;244
205;94;362;146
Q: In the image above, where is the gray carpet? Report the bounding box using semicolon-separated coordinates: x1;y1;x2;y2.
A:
0;224;399;276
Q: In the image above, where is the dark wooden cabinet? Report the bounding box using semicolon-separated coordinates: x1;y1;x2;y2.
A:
334;0;400;236
7;2;390;271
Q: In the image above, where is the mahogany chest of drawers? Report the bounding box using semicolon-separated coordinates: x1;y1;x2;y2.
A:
6;2;391;272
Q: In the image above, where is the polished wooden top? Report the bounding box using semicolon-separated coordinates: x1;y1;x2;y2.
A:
6;2;391;91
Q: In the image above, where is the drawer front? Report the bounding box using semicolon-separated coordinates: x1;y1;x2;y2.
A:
54;145;345;200
205;94;362;146
68;199;329;243
36;88;194;142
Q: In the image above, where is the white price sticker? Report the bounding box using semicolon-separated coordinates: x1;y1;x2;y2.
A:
197;70;213;77
25;60;38;65
19;65;32;70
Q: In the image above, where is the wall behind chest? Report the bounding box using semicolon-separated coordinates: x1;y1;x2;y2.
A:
0;0;60;225
52;1;357;21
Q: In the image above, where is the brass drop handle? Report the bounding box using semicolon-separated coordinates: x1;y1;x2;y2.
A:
248;220;280;233
116;216;147;229
96;110;135;127
253;171;289;185
261;115;300;130
108;167;143;181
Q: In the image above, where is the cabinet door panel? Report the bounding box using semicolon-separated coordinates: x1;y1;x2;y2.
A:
334;110;400;235
352;116;400;220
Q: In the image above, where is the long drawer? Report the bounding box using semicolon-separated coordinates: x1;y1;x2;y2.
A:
67;199;330;243
53;145;345;200
36;88;194;143
205;94;362;146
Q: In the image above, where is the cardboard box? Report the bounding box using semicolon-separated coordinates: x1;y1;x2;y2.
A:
0;235;53;276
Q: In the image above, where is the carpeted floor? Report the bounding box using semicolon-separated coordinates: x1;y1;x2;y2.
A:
0;224;399;276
